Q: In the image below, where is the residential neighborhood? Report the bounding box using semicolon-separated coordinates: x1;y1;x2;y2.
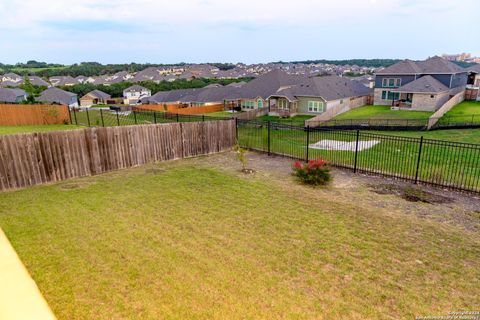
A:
1;1;480;319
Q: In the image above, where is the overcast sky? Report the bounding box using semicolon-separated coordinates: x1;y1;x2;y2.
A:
0;0;478;64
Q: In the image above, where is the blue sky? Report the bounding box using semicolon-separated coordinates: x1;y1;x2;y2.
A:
0;0;478;64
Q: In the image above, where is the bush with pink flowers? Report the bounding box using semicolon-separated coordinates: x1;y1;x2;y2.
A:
292;159;331;186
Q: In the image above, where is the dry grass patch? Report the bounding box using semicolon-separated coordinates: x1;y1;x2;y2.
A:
0;153;479;319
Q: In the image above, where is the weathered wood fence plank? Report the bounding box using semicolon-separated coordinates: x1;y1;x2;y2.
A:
0;120;235;191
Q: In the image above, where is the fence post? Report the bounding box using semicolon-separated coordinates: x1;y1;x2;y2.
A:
116;110;120;126
353;130;360;173
134;110;137;124
73;107;78;125
86;108;91;127
100;109;105;127
267;121;271;156
153;111;157;124
235;117;238;142
67;107;73;124
202;115;205;122
176;113;179;123
414;136;424;184
306;126;310;162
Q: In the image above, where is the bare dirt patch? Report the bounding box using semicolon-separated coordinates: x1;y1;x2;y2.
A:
369;183;454;204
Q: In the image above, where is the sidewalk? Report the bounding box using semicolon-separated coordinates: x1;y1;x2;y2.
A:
0;228;56;320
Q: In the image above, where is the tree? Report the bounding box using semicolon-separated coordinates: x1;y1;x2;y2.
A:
22;77;37;104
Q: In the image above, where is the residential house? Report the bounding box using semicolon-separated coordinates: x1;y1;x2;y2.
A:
1;73;23;87
49;76;78;87
147;85;240;106
0;88;27;103
374;56;468;111
27;76;50;87
38;87;78;108
264;75;372;117
123;85;151;105
80;90;112;107
467;64;480;101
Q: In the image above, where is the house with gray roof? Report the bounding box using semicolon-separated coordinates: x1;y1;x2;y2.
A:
374;56;468;111
49;76;78;87
264;75;372;117
0;88;27;103
37;87;78;108
80;90;112;107
123;85;151;105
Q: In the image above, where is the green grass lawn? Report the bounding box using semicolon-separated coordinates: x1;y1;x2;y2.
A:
0;124;83;135
203;111;242;117
371;128;480;144
238;124;480;191
334;105;433;120
438;101;480;125
0;156;479;319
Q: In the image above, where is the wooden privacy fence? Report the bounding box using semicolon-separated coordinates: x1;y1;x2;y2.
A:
0;120;236;191
0;104;70;126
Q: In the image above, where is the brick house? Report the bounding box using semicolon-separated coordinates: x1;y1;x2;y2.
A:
374;56;467;111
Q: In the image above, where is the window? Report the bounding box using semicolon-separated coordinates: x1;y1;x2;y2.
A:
430;95;435;99
242;100;256;109
278;99;289;109
382;78;401;88
308;101;324;113
340;99;344;104
381;91;400;100
257;100;263;108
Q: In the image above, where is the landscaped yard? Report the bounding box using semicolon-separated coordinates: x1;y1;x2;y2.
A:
0;124;83;135
372;128;480;144
0;152;479;319
334;105;433;120
203;111;242;117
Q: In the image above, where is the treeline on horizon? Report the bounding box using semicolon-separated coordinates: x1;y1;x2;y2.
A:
1;59;475;78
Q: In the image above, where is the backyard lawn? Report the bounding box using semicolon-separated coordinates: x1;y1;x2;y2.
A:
0;124;83;135
438;101;480;125
334;105;433;120
258;115;314;126
0;154;479;319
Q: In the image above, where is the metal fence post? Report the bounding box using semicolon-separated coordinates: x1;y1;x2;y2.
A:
176;113;179;122
68;107;73;124
414;136;424;184
134;110;137;124
86;108;91;127
100;109;105;127
116;110;120;126
353;130;360;173
235;117;238;142
153;111;157;124
267;121;271;156
202;115;205;122
73;107;78;125
306;125;310;162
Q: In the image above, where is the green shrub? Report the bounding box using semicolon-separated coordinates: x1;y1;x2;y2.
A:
292;159;331;186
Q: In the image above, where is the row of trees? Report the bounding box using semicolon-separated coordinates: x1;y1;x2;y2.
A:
0;61;237;77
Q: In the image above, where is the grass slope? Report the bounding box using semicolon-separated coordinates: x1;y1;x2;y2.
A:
334;105;433;120
0;125;83;135
0;160;479;319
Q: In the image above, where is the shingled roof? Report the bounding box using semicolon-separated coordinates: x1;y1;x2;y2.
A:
83;89;111;100
272;75;372;101
38;87;77;105
0;88;26;103
392;75;449;93
237;69;305;99
377;56;465;75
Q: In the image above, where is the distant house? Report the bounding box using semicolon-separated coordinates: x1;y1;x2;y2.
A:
1;73;23;87
38;87;78;108
374;56;468;111
147;85;239;106
80;90;112;107
467;64;480;101
123;85;151;105
27;76;50;87
0;88;27;103
264;74;372;117
49;76;78;87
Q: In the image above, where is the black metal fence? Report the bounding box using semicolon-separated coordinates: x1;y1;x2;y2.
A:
237;120;480;193
68;109;480;193
69;108;229;127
